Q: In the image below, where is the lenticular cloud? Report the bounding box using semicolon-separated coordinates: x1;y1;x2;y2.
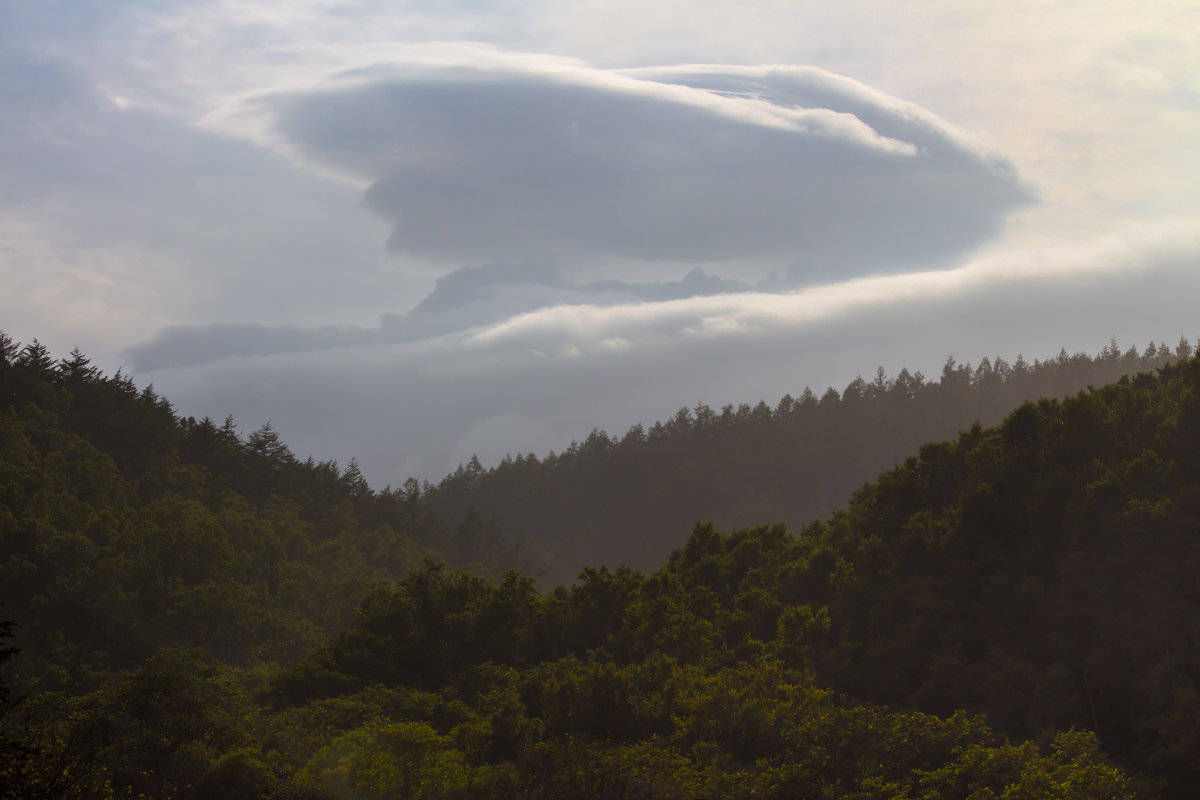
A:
257;53;1030;284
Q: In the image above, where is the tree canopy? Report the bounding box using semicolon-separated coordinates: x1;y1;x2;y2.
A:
2;331;1196;797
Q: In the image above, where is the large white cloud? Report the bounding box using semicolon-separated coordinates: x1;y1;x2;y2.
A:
115;52;1032;370
253;54;1029;279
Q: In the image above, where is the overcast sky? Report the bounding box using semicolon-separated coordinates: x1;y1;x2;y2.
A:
3;1;1198;485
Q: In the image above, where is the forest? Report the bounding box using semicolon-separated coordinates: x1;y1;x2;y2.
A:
430;338;1192;583
1;330;1198;798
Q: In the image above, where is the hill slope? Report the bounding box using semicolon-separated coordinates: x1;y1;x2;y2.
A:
3;333;1196;797
428;339;1194;583
270;355;1200;797
0;333;452;682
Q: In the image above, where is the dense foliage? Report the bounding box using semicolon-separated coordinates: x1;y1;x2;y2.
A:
428;339;1194;583
0;332;461;683
802;356;1200;795
266;357;1198;796
3;331;1197;798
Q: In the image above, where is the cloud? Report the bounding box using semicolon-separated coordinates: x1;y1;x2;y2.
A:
124;324;380;371
0;37;398;359
379;262;751;343
3;27;1029;368
147;221;1200;486
6;1;1194;500
250;53;1029;281
126;261;750;369
127;212;1197;377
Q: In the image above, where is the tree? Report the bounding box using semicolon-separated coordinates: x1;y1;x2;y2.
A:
57;347;97;386
0;332;18;369
16;339;53;372
451;507;506;574
298;720;471;800
342;458;372;499
245;421;293;464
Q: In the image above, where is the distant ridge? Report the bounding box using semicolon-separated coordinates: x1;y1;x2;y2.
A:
426;337;1196;584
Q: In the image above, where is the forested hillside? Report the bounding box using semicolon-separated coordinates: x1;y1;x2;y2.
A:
3;332;1197;798
0;332;471;685
252;355;1199;798
795;355;1200;794
428;338;1195;583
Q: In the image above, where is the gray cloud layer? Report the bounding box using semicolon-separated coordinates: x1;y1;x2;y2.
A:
125;59;1034;371
147;231;1200;486
126;263;750;370
265;61;1030;280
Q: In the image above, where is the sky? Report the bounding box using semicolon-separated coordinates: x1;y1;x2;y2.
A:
2;0;1198;486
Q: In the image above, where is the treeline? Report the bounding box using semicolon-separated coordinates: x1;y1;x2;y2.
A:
427;338;1196;583
805;355;1200;793
0;332;474;687
3;332;1196;797
237;355;1200;797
